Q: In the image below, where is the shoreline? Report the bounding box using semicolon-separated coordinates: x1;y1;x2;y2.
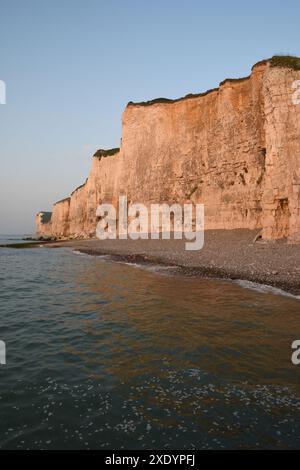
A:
41;229;300;297
73;249;300;298
2;229;299;296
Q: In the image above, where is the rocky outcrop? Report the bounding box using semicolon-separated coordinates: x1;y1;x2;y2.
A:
35;212;52;238
51;197;70;238
36;57;300;242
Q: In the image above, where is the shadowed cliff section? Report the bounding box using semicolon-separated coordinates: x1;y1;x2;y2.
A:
36;56;300;243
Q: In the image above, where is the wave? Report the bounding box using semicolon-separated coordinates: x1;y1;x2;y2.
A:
234;279;300;300
116;260;178;274
72;250;110;260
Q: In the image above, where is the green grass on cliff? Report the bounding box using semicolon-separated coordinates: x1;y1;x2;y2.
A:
127;89;219;107
93;148;120;158
127;97;175;106
270;55;300;70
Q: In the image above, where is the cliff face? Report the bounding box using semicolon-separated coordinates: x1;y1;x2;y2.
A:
262;67;300;242
51;198;70;238
68;151;124;237
36;59;300;242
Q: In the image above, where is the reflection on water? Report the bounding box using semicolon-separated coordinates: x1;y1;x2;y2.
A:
0;247;299;449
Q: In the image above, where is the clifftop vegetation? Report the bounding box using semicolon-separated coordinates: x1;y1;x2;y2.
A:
127;56;300;108
93;148;120;158
269;55;300;70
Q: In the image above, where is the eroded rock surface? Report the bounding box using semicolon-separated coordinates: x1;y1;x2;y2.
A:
36;59;300;242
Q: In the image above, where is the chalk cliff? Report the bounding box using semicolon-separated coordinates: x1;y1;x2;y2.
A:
36;57;300;242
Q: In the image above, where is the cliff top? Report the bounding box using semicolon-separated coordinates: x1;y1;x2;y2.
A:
127;55;300;108
53;149;121;206
37;212;52;223
71;180;88;197
93;148;120;158
54;197;71;206
269;55;300;70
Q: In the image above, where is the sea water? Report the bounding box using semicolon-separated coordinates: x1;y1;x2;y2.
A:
0;241;299;449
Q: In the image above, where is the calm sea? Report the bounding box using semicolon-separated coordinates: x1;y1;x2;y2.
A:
0;235;299;449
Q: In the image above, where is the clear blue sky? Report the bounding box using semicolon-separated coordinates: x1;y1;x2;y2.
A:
1;0;299;234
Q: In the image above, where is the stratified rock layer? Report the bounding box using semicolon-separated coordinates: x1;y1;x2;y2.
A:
36;60;300;242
